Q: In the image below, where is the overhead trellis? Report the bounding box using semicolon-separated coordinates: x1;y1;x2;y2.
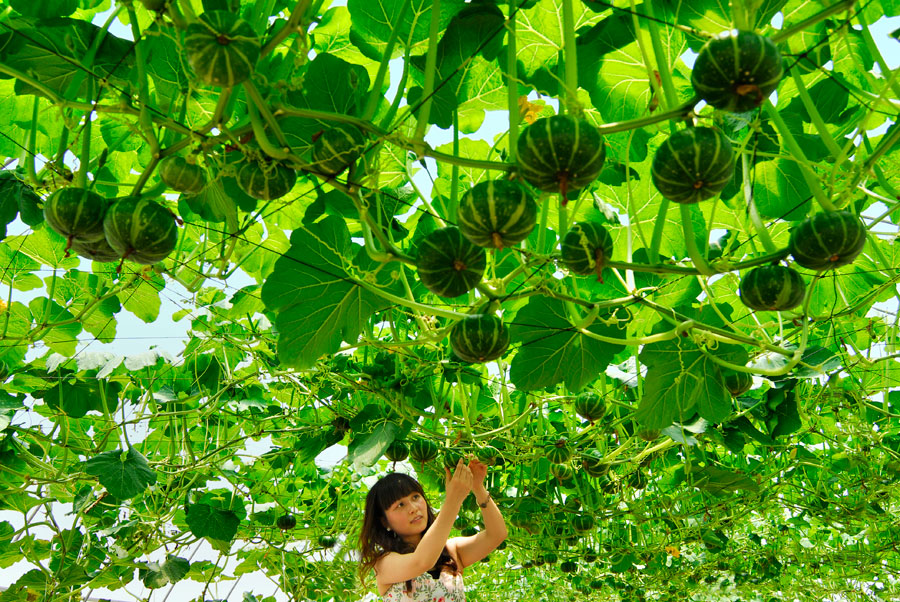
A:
0;0;899;601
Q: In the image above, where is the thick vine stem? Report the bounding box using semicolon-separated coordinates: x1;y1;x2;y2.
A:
770;0;855;44
24;98;40;187
641;0;678;112
856;12;900;101
636;296;795;358
763;100;837;212
261;0;312;57
412;0;442;152
362;0;412;122
506;4;520;162
742;152;778;255
790;69;843;159
125;4;161;195
243;81;290;151
647;198;670;265
680;204;715;276
560;0;580;116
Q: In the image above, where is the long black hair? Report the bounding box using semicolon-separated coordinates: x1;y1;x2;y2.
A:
358;472;459;593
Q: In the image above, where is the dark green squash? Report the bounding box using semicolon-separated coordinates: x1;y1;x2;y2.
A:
183;11;260;87
69;237;119;263
275;513;296;530
651;127;734;204
408;438;438;464
457;179;537;249
574;391;605;422
415;227;486;298
449;314;509;363
581;450;608;478
237;160;297;200
572;515;595;533
544;438;572;464
103;197;178;265
310;124;367;176
788;211;867;271
560;222;613;280
691;30;784;113
159;156;207;194
550;462;574;481
739;265;806;311
516;115;605;198
723;370;753;396
384;440;409;462
43;187;107;244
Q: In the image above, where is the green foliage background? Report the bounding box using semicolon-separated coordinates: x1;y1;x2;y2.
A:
0;0;899;600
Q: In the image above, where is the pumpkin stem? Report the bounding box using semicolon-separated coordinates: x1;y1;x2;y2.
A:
594;249;605;283
559;173;569;205
491;232;504;250
452;259;467;272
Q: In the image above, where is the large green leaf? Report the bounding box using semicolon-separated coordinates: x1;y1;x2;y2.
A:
141;556;190;589
185;490;246;543
636;308;748;429
82;446;156;500
35;376;120;419
509;296;625;391
260;216;401;369
752;159;812;221
0;17;135;99
291;52;370;116
347;0;465;59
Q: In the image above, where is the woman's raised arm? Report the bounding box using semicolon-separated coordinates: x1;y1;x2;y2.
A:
374;460;472;586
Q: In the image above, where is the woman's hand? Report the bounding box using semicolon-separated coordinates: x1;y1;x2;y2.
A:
468;457;488;491
444;458;473;502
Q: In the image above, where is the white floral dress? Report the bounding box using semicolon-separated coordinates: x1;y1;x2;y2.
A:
382;571;465;602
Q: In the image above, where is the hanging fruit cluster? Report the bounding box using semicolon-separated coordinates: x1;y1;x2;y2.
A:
43;187;178;267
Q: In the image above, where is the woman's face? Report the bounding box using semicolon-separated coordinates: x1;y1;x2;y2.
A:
382;491;428;544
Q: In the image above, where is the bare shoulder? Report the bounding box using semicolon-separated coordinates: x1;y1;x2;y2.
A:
373;553;394;596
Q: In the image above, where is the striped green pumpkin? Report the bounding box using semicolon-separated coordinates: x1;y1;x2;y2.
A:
69;237;119;262
550;462;574;481
572;514;595;533
415;227;486;298
516;115;605;196
581;450;608;478
544;439;572;464
276;514;296;530
43;187;107;243
637;429;660;442
449;314;509;363
788;211;867;271
458;179;537;249
237;160;297;200
183;11;260;87
103;197;178;265
574;391;605;422
475;444;501;465
723;370;753;396
384;440;409;462
651;126;734;204
739;265;806;311
442;449;463;469
311;124;367;176
159;156;207;194
560;222;613;279
692;30;784;113
408;438;438;464
560;560;578;574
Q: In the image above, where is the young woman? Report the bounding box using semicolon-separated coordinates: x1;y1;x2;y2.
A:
358;457;508;601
